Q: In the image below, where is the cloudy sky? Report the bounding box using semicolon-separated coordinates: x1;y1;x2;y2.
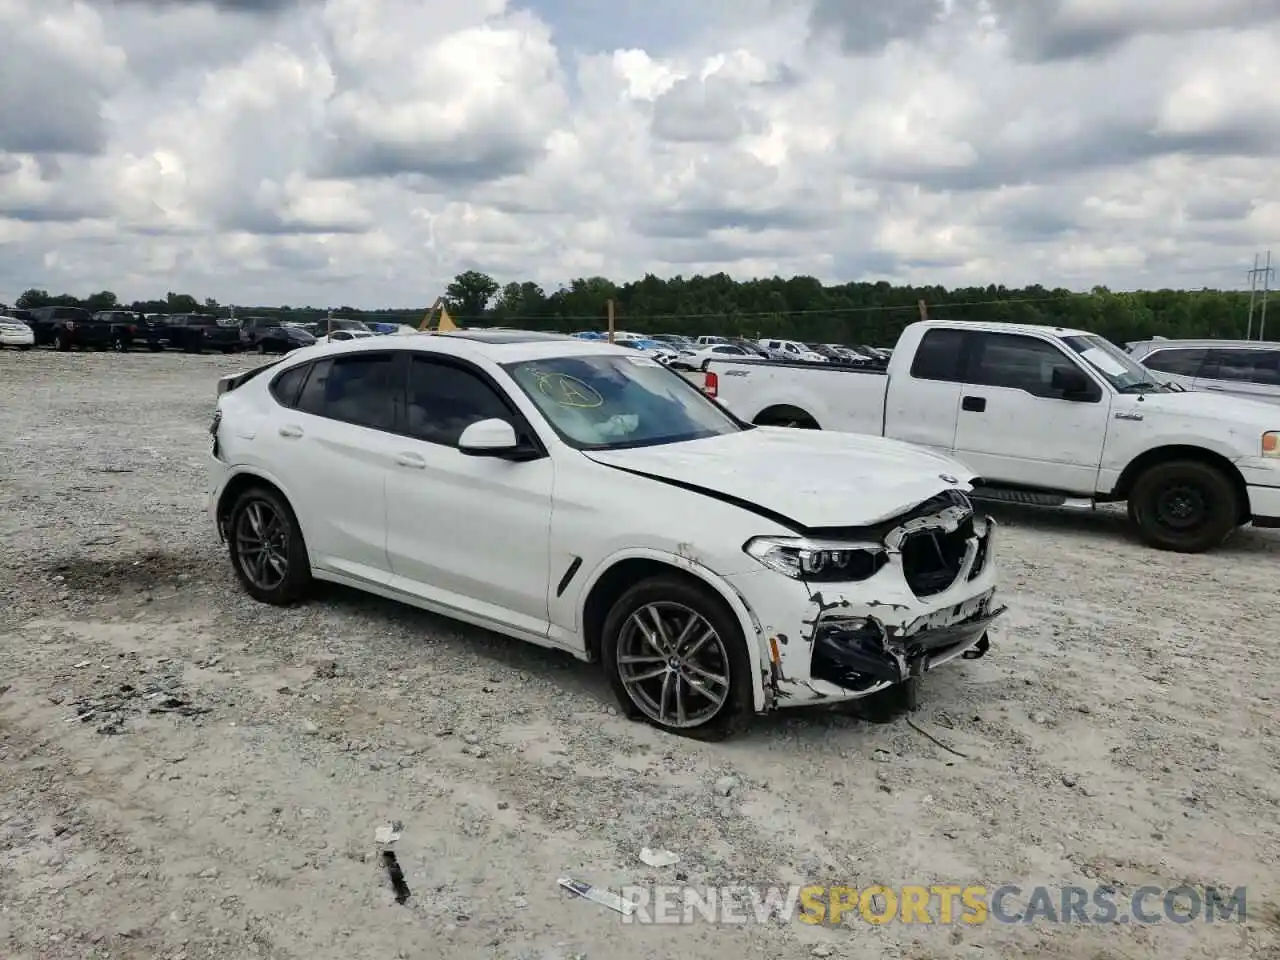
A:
2;0;1278;308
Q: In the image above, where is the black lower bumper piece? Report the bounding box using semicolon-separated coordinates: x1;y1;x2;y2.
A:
811;608;1004;691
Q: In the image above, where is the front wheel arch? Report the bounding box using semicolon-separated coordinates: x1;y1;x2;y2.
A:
1113;445;1249;525
578;553;768;712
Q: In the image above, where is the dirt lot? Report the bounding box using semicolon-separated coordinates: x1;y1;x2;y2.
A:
1;349;1278;960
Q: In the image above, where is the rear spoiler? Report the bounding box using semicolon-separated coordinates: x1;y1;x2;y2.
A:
217;359;282;396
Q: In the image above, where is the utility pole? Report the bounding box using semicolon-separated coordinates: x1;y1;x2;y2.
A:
607;299;615;343
1247;251;1273;340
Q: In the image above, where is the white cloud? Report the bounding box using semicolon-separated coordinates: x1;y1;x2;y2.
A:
0;0;1277;306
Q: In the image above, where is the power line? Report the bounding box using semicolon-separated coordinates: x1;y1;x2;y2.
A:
424;292;1100;324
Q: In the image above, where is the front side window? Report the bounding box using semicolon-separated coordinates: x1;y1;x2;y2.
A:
1061;334;1162;392
969;333;1088;399
504;353;743;450
296;354;397;429
406;358;515;446
1142;348;1206;377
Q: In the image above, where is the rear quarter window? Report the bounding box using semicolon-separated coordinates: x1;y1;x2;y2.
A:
910;328;966;381
270;363;312;408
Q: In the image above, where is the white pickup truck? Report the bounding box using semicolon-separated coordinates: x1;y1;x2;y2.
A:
704;319;1280;553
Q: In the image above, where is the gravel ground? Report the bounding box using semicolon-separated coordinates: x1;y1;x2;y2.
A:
1;349;1278;960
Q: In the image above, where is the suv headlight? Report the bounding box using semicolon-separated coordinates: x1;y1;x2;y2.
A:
1264;431;1279;458
744;536;887;582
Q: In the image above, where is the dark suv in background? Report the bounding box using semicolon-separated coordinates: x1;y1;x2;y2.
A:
26;306;107;350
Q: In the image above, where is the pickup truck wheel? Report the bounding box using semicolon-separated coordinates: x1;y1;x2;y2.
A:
226;486;312;605
112;336;127;352
602;575;753;740
56;333;71;351
753;406;819;429
1128;460;1237;553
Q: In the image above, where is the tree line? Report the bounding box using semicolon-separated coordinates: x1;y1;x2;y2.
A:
7;270;1270;348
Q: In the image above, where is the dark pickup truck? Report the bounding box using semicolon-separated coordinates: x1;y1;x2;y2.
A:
160;314;243;353
92;310;159;351
26;306;109;350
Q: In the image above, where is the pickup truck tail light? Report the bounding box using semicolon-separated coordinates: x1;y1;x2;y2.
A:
703;371;718;397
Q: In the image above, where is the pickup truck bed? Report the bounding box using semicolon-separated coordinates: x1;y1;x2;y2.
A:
704;318;1280;553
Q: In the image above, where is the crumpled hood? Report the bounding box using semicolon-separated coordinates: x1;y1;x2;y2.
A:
584;427;975;528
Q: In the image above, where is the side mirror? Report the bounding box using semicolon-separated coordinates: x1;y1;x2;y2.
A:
458;418;522;457
1051;366;1092;398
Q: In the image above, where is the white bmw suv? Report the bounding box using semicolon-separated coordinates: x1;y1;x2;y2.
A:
209;330;1002;738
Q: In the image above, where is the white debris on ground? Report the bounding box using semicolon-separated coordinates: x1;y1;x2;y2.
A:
1;350;1278;959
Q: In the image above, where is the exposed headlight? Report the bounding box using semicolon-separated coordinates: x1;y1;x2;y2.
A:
1264;431;1279;458
744;536;887;582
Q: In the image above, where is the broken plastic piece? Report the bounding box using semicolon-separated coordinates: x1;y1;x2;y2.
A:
383;850;411;904
558;877;636;915
374;821;402;844
639;847;679;868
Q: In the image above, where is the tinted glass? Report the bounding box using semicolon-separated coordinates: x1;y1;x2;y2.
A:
910;328;966;381
406;358;514;446
1143;348;1206;377
270;364;310;407
1201;348;1280;386
297;355;397;429
969;333;1087;399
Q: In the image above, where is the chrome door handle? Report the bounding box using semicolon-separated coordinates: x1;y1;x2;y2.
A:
395;452;426;468
278;425;303;438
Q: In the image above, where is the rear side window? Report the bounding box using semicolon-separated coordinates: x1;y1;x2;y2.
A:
910;328;966;381
296;354;398;429
270;363;311;408
1200;348;1279;385
1143;348;1206;377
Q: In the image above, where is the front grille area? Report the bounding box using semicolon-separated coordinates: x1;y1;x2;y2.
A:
900;520;973;597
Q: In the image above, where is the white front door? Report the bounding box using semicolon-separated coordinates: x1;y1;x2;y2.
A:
384;355;554;637
951;331;1110;494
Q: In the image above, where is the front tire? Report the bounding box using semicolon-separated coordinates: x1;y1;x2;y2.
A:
226;486;312;604
601;575;753;740
1127;459;1237;553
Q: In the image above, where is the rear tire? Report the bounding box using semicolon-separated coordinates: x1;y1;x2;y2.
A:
1127;459;1237;553
112;336;127;352
601;574;753;741
226;486;312;605
753;406;820;429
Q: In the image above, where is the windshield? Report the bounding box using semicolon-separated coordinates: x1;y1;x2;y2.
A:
331;319;371;332
1061;334;1172;393
503;353;744;450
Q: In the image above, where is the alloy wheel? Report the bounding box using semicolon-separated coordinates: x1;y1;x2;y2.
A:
617;601;730;728
234;499;290;590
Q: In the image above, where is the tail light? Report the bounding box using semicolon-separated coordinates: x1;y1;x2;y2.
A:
128;324;137;334
703;371;718;397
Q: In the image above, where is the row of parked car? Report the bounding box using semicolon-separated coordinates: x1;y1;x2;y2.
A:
0;307;416;354
569;331;893;371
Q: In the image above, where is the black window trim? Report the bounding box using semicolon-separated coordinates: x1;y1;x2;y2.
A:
967;330;1104;402
273;348;550;458
269;359;312;408
909;327;971;383
403;352;549;458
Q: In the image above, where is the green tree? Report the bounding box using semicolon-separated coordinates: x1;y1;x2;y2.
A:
15;288;50;309
445;270;500;319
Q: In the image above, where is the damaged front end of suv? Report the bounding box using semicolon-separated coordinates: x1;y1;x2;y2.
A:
730;488;1003;709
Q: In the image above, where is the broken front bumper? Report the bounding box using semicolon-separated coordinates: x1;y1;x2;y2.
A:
723;527;1003;708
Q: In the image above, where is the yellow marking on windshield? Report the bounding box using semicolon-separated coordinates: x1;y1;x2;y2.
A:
534;371;603;408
